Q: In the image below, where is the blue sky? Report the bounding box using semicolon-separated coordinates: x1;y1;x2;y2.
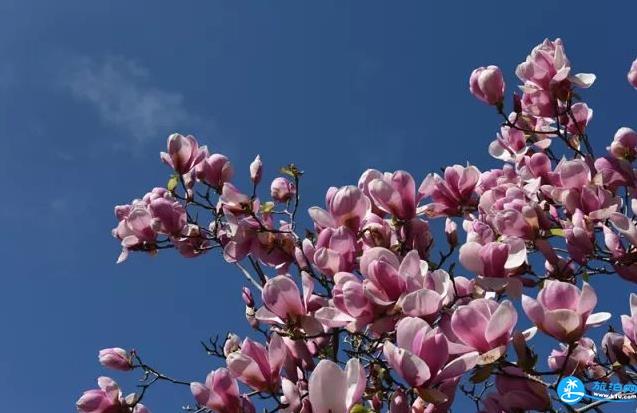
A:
2;1;637;412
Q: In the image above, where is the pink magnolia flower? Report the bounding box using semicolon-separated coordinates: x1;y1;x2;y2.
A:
477;182;548;241
602;331;634;365
522;280;610;342
222;209;295;267
270;177;296;203
551;182;619;220
360;247;411;306
367;170;421;219
608;127;637;161
628;58;637;89
359;212;393;250
477;164;521;195
450;299;517;363
399;268;456;321
98;348;132;372
516;39;594;117
308;185;371;231
312;226;357;276
518;152;552;182
160;133;207;175
548;337;599;376
383;317;478;389
469;65;505;105
76;377;150;413
520;85;555;117
491;207;539;240
516;38;570;89
397;218;434;259
564;209;594;264
219;182;254;214
113;188;196;262
226;334;286;392
148;197;186;236
255;274;322;335
464;220;495;244
459;237;527;278
380;250;459;320
314;271;375;332
515;38;595;92
419;165;480;217
256;275;307;323
483;366;550;412
195;153;233;190
564;102;593;136
112;200;157;263
594;156;635;190
488;126;527;163
549;158;592;190
358;169;385;216
307;358;365;413
191;368;249;413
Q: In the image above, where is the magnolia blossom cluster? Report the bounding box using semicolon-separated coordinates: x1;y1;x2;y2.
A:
78;39;637;413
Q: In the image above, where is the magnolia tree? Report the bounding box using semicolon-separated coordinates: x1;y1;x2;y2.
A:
77;39;637;413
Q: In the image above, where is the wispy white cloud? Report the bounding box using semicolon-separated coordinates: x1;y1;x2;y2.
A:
62;55;209;144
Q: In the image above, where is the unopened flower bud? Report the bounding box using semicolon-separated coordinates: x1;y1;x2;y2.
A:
250;155;263;184
445;218;458;247
270;177;296;203
98;348;133;371
469;65;505;106
241;287;254;307
196;154;233;190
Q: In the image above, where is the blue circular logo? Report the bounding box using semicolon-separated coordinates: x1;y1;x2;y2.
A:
558;376;586;404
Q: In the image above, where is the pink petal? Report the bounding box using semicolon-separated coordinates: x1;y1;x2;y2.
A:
459;242;484;274
308;360;347;413
396;317;431;350
577;282;597;315
521;295;544;326
344;359;366;410
262;276;305;320
542;309;582;341
400;289;444;318
586;312;611;326
485;300;517;345
383;341;431;387
435;351;479;383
